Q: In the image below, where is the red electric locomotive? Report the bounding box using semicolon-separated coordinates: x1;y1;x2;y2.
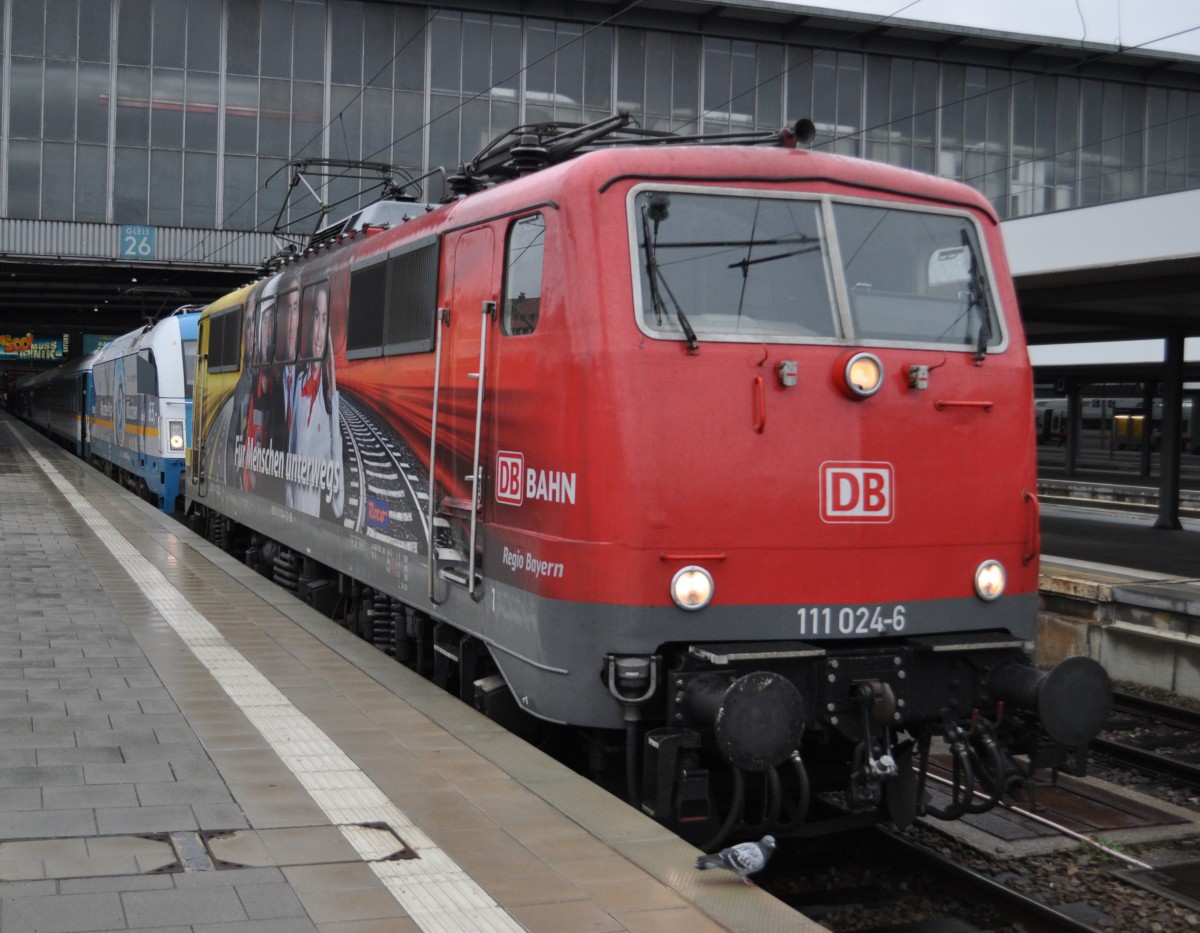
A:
187;117;1110;846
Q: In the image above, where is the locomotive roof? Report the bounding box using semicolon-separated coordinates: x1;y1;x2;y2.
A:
442;141;1000;228
261;129;1000;281
436;113;999;223
91;307;201;366
13;350;95;389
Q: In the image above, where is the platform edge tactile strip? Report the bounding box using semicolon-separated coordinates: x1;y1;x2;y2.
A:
10;425;526;933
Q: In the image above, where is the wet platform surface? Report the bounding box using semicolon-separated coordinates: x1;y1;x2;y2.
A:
0;412;813;933
1042;506;1200;577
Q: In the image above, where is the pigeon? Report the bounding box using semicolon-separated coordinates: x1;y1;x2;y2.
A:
694;835;776;885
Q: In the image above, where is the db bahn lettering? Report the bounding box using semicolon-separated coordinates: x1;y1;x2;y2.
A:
527;469;575;504
820;462;894;523
495;451;577;506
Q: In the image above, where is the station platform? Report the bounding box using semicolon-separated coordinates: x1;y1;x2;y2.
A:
1042;505;1200;578
0;412;814;933
1039;501;1200;700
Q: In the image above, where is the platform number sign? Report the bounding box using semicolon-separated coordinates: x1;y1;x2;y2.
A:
120;225;157;260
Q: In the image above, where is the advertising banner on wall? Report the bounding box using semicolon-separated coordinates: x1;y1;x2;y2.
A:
83;334;115;355
0;332;65;361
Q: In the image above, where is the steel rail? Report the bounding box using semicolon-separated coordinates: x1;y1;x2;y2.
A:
1098;690;1200;790
1110;690;1200;731
1090;736;1200;790
922;771;1153;870
871;828;1110;932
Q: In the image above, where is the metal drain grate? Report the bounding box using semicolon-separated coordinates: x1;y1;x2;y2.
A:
170;831;216;872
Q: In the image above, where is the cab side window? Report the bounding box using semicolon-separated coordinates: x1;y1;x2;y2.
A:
206;306;243;374
346;237;439;359
502;213;545;336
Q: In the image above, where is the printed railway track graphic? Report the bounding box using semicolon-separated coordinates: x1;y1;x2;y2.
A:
339;394;431;557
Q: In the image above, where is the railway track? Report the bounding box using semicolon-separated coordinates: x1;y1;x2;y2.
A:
868;830;1111;933
765;823;1110;932
1038;447;1200;480
1093;691;1200;791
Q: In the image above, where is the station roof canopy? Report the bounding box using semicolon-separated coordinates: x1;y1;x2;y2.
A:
4;0;1200;342
623;0;1200;74
1003;189;1200;350
0;259;252;338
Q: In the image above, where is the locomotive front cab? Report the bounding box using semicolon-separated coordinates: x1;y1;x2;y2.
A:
89;311;199;513
595;157;1111;844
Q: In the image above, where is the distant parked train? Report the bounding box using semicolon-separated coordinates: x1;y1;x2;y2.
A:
10;353;95;457
179;116;1110;847
12;308;199;512
1035;395;1197;451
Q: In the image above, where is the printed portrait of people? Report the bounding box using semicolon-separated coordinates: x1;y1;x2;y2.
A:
223;280;263;485
242;279;287;500
287;280;344;520
276;280;301;444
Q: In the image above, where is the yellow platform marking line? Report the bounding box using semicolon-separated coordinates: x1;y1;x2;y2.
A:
13;427;524;933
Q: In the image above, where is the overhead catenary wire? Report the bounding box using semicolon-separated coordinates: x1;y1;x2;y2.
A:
178;4;444;265
142;0;943;277
172;0;646;269
143;5;1200;302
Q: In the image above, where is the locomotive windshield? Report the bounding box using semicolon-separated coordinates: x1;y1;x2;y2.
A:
634;191;840;341
182;339;197;397
834;203;997;350
631;188;1002;350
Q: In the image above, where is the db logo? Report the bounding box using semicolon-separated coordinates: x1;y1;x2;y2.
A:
496;451;525;506
820;462;894;523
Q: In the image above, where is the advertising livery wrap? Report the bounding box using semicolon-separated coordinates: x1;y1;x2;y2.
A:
195;272;430;598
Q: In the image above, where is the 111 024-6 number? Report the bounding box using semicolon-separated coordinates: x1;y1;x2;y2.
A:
797;604;906;636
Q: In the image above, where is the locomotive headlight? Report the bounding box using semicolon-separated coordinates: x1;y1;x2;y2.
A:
974;560;1006;601
168;420;185;451
671;566;714;611
841;352;884;399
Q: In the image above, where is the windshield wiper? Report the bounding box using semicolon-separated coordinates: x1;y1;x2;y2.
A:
733;201;762;322
641;206;699;353
961;228;993;363
727;242;821;273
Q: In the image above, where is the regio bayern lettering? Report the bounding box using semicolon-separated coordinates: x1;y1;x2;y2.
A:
502;546;565;579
